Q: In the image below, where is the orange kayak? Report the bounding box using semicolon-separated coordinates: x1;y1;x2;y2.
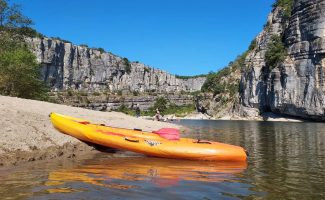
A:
50;112;247;161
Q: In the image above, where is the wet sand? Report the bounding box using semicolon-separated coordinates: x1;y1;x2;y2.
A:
0;95;180;167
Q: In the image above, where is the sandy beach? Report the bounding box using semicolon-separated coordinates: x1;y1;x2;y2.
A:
0;95;181;167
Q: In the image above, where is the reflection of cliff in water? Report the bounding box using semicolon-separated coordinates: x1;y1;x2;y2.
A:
178;120;325;199
45;157;247;192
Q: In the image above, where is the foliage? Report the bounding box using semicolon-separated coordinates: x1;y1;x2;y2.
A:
248;39;257;51
115;96;195;117
175;74;207;79
0;34;48;100
93;47;105;53
228;83;239;97
265;35;287;69
93;91;101;96
132;90;139;96
273;0;294;18
123;58;131;74
51;36;71;43
153;97;168;114
201;51;246;97
117;104;135;115
0;1;48;100
0;0;32;28
80;44;88;48
201;69;229;94
144;67;150;73
77;91;88;96
141;103;195;117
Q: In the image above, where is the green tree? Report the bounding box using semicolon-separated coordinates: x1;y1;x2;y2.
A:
154;97;168;114
0;0;32;28
0;37;48;100
0;0;48;100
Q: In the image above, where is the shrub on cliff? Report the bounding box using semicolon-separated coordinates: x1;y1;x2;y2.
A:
273;0;294;18
265;35;287;69
123;58;132;74
201;69;229;94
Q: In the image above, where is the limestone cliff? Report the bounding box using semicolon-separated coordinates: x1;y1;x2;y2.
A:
202;0;325;120
240;0;325;120
26;37;205;93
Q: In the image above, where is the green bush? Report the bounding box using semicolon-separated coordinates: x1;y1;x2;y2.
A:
117;104;135;115
51;37;71;43
154;97;168;114
123;58;132;74
15;27;45;38
265;35;287;69
248;39;257;51
93;47;105;53
93;91;101;96
228;83;239;97
144;67;150;73
273;0;294;18
141;103;195;117
175;74;207;79
133;90;139;96
201;68;229;93
78;91;88;96
80;44;88;48
0;25;49;100
67;88;74;97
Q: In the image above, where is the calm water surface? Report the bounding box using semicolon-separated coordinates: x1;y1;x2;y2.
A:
1;120;325;199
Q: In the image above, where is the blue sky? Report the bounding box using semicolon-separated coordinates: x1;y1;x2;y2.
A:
16;0;274;76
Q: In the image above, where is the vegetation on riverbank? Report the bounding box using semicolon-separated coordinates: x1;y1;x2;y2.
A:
175;74;207;79
200;50;247;98
0;0;48;100
117;97;196;117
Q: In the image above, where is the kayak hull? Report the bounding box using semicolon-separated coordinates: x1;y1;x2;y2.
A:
50;113;247;161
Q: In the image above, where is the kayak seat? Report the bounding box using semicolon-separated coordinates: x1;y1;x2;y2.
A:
152;128;180;140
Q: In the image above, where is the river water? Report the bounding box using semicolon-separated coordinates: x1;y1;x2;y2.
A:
1;120;325;199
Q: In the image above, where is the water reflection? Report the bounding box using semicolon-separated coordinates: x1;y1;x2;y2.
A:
45;157;247;191
177;120;325;199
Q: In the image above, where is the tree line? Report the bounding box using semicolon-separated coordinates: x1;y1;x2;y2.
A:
0;0;48;100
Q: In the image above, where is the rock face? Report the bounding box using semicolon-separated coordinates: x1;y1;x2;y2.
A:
71;94;196;112
26;37;205;93
239;0;325;120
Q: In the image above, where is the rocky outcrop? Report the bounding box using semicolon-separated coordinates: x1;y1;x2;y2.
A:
53;93;196;111
240;0;325;120
26;37;205;93
197;0;325;120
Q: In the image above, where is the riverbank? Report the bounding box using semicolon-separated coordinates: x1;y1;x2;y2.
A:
161;112;304;122
0;95;181;167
